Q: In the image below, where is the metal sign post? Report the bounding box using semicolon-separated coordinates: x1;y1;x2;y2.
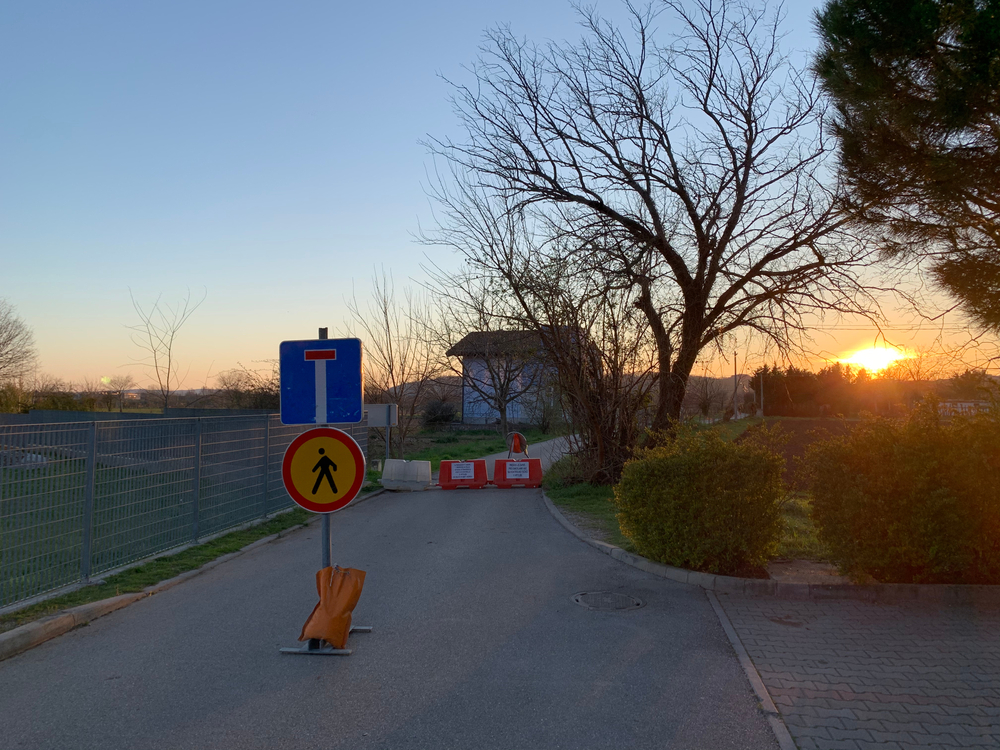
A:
318;329;332;572
278;327;372;657
365;404;398;464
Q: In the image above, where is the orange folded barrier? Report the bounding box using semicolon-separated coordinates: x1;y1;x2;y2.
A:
493;458;543;488
299;565;366;649
439;459;489;489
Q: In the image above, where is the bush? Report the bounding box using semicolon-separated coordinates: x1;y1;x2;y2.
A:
542;453;589;490
806;402;1000;584
613;425;786;577
423;400;458;426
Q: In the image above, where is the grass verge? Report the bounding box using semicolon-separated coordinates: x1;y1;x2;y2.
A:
696;416;762;442
404;428;558;471
0;506;319;634
776;493;829;561
543;475;634;551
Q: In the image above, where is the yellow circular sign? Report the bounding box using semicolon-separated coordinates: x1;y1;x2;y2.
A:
282;428;366;513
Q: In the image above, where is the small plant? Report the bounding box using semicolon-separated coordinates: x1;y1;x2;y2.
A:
423;400;458;426
613;424;786;577
542;453;588;490
806;402;1000;584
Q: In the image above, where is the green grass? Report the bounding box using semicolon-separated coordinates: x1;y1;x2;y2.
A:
694;417;763;442
543;475;634;551
0;507;316;634
406;428;557;471
776;493;829;561
361;467;382;493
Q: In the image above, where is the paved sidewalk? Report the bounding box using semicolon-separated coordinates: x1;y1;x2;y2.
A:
716;594;1000;749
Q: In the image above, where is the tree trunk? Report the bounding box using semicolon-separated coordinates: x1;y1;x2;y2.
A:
651;338;700;431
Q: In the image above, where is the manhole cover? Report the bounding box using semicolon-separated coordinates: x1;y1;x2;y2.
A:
572;591;645;611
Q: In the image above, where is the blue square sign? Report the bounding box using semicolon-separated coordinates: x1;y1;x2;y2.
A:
279;338;363;425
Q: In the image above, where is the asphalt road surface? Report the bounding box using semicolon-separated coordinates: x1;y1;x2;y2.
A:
0;450;778;749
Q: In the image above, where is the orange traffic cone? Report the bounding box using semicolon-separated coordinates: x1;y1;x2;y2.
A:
298;566;366;649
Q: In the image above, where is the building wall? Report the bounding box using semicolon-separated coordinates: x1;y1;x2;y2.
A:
460;357;544;425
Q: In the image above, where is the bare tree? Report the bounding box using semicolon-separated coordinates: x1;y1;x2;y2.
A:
128;290;205;412
78;377;104;411
881;349;946;384
426;225;658;481
514;270;656;481
25;373;74;410
429;275;545;436
216;362;279;410
105;373;137;412
428;0;884;431
344;270;440;459
0;299;36;383
690;375;727;419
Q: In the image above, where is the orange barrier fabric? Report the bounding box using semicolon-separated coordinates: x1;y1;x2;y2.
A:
298;566;366;649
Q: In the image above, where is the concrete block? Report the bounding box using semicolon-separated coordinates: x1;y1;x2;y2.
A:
380;459;432;491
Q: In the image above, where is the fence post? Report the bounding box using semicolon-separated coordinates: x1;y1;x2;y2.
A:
81;422;97;583
261;416;271;518
192;419;202;542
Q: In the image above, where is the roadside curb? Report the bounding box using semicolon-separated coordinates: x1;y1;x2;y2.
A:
0;489;386;663
706;591;798;750
541;492;1000;605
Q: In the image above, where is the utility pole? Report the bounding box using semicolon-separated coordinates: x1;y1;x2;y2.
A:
759;366;765;418
732;351;739;417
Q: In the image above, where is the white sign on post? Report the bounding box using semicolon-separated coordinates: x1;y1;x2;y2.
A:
505;461;531;480
450;462;476;480
364;404;398;427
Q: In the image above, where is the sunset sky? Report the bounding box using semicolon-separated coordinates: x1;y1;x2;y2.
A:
1;0;984;389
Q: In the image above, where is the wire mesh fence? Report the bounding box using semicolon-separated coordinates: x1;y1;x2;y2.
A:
0;415;368;608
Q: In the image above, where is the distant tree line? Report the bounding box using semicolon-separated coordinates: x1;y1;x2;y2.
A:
749;364;994;418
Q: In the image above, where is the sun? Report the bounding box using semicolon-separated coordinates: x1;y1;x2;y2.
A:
839;347;910;373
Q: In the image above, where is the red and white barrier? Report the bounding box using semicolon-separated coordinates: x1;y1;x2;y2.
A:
438;459;489;490
492;458;543;489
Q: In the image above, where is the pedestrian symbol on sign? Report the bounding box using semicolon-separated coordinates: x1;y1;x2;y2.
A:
312;449;338;495
281;428;365;514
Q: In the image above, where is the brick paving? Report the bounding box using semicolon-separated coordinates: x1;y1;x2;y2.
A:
716;594;1000;749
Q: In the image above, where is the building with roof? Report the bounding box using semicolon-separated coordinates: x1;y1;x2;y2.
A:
445;330;553;426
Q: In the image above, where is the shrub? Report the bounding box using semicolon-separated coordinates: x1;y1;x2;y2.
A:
806;402;1000;584
542;453;589;490
423;400;458;426
613;425;785;577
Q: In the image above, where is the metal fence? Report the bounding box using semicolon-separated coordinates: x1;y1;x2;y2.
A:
0;415;368;608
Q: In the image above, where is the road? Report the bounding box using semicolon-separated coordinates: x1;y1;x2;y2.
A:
0;440;778;749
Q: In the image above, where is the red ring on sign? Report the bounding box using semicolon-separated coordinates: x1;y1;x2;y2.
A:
281;428;366;514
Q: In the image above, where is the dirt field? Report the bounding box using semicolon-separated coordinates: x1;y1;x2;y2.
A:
742;417;855;488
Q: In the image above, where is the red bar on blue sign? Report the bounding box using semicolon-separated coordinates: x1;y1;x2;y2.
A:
304;350;337;361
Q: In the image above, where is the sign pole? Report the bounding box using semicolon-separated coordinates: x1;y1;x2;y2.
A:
318;327;332;570
278;330;371;656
